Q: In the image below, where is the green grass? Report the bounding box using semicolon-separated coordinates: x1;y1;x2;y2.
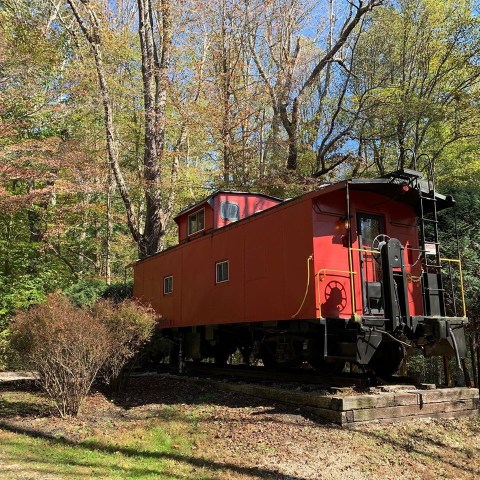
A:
0;389;218;480
0;423;217;479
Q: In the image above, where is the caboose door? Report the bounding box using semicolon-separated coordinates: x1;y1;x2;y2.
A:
357;213;385;315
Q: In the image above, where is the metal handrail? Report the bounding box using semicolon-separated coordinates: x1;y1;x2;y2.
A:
439;258;467;318
315;268;357;320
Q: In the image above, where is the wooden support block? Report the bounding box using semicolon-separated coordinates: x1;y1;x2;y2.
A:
300;405;347;424
412;387;479;404
331;395;378;410
393;392;421;406
331;392;420;411
346;408;479;427
380;385;416;392
352;398;478;422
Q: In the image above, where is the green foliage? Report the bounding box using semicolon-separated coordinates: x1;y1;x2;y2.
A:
0;272;62;329
63;280;133;308
352;0;480;177
64;279;108;308
103;281;134;302
438;184;480;320
0;328;22;371
0;329;11;370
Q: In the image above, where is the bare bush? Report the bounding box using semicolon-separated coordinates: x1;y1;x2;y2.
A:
11;294;156;417
93;299;156;386
12;294;108;417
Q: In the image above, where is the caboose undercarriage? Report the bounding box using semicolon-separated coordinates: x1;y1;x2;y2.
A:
161;309;467;380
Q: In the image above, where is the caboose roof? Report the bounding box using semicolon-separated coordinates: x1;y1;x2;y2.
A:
347;175;454;213
134;170;454;264
173;190;284;222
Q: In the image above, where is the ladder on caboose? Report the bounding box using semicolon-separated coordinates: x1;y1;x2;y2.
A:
383;165;446;317
417;178;446;317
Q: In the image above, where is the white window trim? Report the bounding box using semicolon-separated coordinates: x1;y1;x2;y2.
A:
163;275;173;294
215;260;229;284
187;207;205;236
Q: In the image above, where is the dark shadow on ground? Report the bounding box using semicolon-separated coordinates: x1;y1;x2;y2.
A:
104;374;327;415
0;383;51;418
102;374;341;430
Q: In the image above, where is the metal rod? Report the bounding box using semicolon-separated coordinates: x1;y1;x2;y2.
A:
346;182;356;318
457;260;467;318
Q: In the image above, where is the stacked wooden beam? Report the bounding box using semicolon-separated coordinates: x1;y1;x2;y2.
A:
323;387;479;426
185;378;479;425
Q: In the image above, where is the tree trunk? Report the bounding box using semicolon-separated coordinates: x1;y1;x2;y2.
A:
105;169;113;285
286;99;299;171
68;0;176;260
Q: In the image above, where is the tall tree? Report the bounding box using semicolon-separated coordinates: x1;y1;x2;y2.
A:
351;0;480;176
246;0;384;173
67;0;179;257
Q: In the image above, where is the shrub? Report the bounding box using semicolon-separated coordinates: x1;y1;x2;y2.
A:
103;281;133;302
11;293;156;417
93;299;156;386
11;294;109;417
64;279;108;308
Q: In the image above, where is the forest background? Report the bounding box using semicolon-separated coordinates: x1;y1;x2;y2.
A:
0;0;479;379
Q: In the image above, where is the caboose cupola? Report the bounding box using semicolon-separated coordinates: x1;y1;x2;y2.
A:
173;191;283;242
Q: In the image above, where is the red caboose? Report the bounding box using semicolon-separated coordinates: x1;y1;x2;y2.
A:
133;170;467;376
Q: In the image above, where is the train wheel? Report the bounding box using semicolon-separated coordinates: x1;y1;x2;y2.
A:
259;343;278;369
370;341;405;378
259;338;303;369
309;358;346;375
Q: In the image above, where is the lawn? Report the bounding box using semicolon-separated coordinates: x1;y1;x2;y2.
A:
0;377;479;480
0;390;211;479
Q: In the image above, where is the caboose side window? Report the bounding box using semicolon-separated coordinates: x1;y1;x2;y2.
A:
163;275;173;294
216;260;229;283
188;208;205;235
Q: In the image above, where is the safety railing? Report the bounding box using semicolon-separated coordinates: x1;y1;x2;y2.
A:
440;258;467;318
315;247;380;319
315;268;356;320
